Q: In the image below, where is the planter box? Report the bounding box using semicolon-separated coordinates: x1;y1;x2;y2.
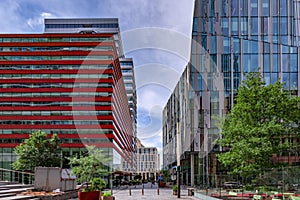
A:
78;191;100;200
34;167;76;192
159;182;166;187
103;196;115;200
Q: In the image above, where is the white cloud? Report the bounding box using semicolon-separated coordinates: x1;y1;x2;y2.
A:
27;12;56;29
0;1;26;32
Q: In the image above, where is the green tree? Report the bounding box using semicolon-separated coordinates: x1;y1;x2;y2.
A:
12;130;61;171
160;169;171;182
68;145;111;192
217;72;300;177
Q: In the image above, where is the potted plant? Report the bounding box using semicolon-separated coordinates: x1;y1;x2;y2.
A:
68;146;111;200
173;185;178;195
103;191;115;200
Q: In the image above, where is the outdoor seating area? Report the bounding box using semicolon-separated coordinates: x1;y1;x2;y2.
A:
208;190;300;200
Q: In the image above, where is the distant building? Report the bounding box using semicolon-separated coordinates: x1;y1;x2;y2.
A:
136;140;159;180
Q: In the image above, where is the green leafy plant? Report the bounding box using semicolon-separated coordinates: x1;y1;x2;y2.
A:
12;130;61;171
89;178;107;192
160;170;171;182
173;185;178;191
68;145;111;192
103;191;112;197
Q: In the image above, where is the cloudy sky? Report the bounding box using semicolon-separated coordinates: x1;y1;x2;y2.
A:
0;0;195;153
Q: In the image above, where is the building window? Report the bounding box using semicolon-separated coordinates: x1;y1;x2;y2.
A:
250;0;258;16
262;0;269;16
231;0;239;16
250;17;258;35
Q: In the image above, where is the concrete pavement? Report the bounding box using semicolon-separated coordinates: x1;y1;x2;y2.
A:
112;183;198;200
69;182;199;200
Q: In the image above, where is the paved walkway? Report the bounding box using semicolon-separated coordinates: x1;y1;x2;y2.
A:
112;183;199;200
69;183;200;200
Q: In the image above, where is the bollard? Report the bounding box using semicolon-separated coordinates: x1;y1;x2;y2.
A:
142;184;144;195
111;188;113;195
129;188;131;196
157;187;159;195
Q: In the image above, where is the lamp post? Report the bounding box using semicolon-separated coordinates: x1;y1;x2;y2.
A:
177;122;181;198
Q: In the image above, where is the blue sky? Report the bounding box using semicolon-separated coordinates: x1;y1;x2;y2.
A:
0;0;195;153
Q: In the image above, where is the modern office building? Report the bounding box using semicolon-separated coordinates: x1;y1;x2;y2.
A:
0;18;134;174
120;58;137;173
163;0;300;187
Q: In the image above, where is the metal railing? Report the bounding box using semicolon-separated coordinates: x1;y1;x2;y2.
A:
0;168;34;185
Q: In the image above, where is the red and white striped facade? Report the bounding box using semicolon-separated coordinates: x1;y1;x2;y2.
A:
0;33;133;170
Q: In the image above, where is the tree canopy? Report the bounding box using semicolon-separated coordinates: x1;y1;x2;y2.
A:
217;72;300;176
12;130;61;171
68;145;111;191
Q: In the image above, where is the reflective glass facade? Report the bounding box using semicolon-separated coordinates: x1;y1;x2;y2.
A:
163;0;300;187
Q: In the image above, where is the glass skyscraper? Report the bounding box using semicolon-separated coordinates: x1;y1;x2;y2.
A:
163;0;300;187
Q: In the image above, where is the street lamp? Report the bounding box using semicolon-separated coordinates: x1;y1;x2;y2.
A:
177;122;181;198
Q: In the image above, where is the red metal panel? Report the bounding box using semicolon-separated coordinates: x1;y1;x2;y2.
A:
0;33;114;37
0;41;114;47
0;87;113;93
0;124;114;129
0;106;112;111
0;51;114;56
0;79;114;83
0;115;114;120
0;60;114;65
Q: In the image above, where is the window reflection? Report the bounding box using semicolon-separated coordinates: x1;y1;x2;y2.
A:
231;0;239;16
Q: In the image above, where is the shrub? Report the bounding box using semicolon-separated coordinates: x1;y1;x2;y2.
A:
103;191;112;197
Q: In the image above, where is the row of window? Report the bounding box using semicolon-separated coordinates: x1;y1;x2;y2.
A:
201;35;297;55
0;110;112;116
0;129;113;134
138;148;157;154
0;64;112;70
0;92;111;97
0;102;111;106
221;17;296;37
0;138;111;144
120;61;133;66
221;0;290;17
139;154;156;162
222;73;298;91
0;37;112;43
0;46;113;52
139;162;157;171
0;120;113;125
45;23;118;29
221;54;298;73
0;83;112;88
0;74;112;79
121;69;133;73
0;55;114;61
